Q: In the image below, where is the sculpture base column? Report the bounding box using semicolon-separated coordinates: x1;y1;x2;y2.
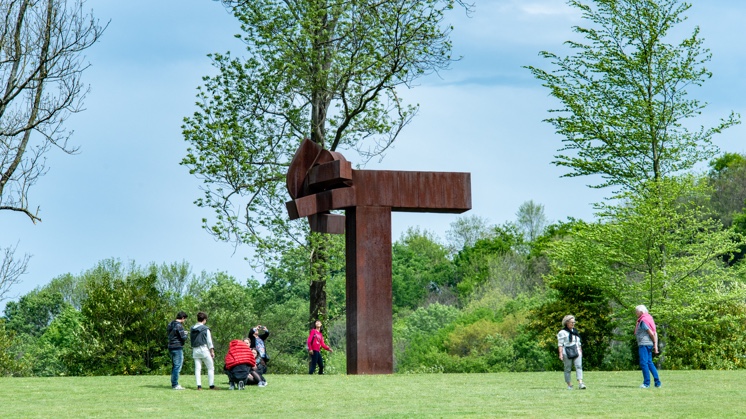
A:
345;205;393;374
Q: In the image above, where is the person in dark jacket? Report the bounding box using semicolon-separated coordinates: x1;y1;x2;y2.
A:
167;311;188;390
249;324;270;371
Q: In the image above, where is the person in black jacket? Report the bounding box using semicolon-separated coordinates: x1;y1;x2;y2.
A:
167;311;189;390
249;324;270;372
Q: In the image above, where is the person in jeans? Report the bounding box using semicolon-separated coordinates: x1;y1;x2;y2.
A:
307;320;333;374
191;311;217;390
557;315;586;390
635;305;662;388
167;311;188;390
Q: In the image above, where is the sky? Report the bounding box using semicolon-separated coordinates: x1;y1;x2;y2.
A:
2;0;745;306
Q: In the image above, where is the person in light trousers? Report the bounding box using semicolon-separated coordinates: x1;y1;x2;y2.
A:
557;314;586;390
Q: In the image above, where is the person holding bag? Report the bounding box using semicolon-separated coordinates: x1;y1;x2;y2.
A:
558;315;586;390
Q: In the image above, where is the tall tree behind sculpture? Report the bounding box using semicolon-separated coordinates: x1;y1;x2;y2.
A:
182;0;471;323
0;0;104;300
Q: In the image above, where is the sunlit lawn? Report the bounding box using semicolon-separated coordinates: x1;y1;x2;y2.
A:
4;370;746;418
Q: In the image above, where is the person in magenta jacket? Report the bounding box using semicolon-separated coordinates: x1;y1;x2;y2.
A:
307;320;333;374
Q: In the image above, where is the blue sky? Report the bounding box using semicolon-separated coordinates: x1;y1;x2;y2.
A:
2;0;744;305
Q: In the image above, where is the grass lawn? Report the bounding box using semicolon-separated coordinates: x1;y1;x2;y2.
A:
3;370;746;418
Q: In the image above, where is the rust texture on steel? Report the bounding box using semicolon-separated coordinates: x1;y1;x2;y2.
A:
286;139;471;374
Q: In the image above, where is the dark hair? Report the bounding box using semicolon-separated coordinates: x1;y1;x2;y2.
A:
197;312;208;322
176;311;188;320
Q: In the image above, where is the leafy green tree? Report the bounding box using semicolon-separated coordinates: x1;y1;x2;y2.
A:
392;228;455;311
515;200;548;245
527;0;739;193
452;224;521;299
3;288;66;337
73;272;169;375
182;0;471;323
708;152;746;228
188;272;255;364
445;215;491;255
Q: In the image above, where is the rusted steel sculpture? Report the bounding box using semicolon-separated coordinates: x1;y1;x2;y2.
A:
286;139;471;374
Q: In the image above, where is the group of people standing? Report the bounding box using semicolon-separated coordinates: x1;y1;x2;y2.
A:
558;304;662;390
167;311;270;390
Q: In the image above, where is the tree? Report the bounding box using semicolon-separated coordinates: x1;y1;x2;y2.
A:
708;152;746;227
0;242;29;302
392;228;455;311
1;0;104;222
527;0;738;193
515;200;548;244
445;215;491;255
0;0;104;300
182;0;471;323
74;272;169;375
528;0;745;369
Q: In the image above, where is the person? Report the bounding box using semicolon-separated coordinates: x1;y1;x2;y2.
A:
251;347;267;385
249;324;270;370
307;320;333;375
635;305;662;388
167;311;189;390
557;315;586;390
191;311;217;390
223;338;263;390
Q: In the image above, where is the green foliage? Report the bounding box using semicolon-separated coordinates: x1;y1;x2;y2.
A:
3;288;66;337
73;272;170;375
392;228;455;311
453;224;521;299
0;319;27;376
527;0;739;192
188;272;254;363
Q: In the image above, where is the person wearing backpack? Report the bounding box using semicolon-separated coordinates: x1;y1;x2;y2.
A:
558;315;586;390
191;312;217;390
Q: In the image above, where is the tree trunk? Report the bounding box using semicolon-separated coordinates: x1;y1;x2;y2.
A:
309;279;327;328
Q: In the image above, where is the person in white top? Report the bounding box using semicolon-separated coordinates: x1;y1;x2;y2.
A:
557;315;586;390
190;311;217;390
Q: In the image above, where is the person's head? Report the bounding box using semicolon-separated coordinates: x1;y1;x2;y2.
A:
315;320;322;330
562;315;576;328
176;311;188;322
243;337;251;346
197;312;208;323
635;305;648;316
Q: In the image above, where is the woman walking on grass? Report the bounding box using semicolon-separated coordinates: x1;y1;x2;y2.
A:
558;315;586;390
635;305;662;389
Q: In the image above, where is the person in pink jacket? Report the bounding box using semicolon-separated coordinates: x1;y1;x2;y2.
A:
307;320;333;374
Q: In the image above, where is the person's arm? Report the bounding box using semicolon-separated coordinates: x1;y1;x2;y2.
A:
557;331;564;360
307;330;315;353
260;328;270;340
320;335;332;352
178;323;188;342
206;329;215;357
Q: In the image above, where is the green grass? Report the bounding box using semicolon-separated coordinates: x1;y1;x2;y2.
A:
4;370;746;418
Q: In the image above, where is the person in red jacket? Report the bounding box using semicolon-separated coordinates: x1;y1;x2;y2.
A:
224;338;263;389
307;320;333;375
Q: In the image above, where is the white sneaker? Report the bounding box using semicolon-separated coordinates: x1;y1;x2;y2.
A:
238;381;245;390
229;383;235;390
258;381;267;387
173;385;185;390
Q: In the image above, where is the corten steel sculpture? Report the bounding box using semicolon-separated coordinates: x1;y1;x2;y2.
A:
286;139;471;374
